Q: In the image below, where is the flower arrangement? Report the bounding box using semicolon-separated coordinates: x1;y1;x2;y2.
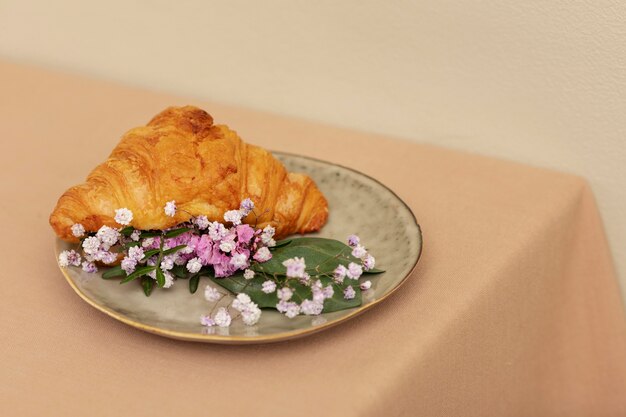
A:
58;198;382;328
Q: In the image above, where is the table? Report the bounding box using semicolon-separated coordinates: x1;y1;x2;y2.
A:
1;61;625;417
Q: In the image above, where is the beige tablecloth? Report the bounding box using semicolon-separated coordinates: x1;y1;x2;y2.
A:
1;61;625;417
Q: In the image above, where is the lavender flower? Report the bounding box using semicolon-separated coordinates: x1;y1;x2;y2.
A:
363;254;376;271
351;244;367;259
130;230;141;241
333;264;347;283
343;286;356;300
277;287;293;301
301;299;323;316
239;198;254;215
81;261;98;273
127;246;144;261
200;315;215;327
360;280;372;291
262;280;276;294
283;257;306;279
347;262;363;280
121;257;137;274
58;250;81;267
347;234;360;247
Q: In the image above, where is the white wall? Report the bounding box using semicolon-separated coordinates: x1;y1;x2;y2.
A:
1;1;625;299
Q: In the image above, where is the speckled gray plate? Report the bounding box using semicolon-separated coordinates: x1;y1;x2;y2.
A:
55;153;422;344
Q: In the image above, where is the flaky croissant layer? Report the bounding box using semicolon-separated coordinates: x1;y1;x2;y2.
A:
50;106;328;242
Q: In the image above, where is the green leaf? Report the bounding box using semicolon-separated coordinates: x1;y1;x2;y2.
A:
189;274;200;294
124;241;140;249
365;267;385;274
140;231;160;238
164;228;191;238
120;226;135;237
141;249;160;259
141;276;154;297
156;268;165;288
171;264;188;278
163;244;187;255
252;237;362;276
271;239;292;249
120;265;156;284
102;265;125;280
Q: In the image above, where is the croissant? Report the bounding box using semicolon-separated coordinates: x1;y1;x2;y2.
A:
50;106;328;242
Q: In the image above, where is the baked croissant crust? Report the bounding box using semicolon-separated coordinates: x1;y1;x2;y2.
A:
50;106;328;242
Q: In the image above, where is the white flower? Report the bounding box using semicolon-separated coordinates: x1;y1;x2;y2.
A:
360;280;372;290
186;257;202;273
300;299;323;316
141;237;155;248
121;257;137;274
343;285;356;300
261;225;275;244
312;287;325;303
114;208;133;225
127;246;145;261
204;285;223;302
282;257;306;279
96;225;120;249
97;251;118;265
71;223;85;238
82;236;101;255
229;253;248;269
208;222;228;241
232;293;252;311
162;271;174;288
194;215;210;229
130;230;141;241
266;238;276;247
58;250;81;267
351;244;367;259
164;200;177;217
277;287;293;301
243;269;255;280
241;304;261;326
213;307;232;327
262;280;276;294
276;300;301;318
219;239;236;253
160;256;174;271
347;262;363;280
363;255;376;271
253;247;272;262
223;209;243;225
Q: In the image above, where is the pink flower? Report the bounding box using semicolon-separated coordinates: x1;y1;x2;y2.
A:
195;235;214;265
236;224;255;244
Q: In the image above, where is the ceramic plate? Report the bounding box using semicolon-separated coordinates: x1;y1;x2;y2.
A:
55;153;422;344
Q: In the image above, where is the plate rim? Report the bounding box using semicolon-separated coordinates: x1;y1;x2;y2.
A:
56;152;423;344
